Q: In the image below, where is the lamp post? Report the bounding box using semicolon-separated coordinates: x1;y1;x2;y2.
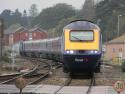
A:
117;15;122;37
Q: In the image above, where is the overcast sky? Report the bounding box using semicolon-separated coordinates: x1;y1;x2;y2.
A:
0;0;85;13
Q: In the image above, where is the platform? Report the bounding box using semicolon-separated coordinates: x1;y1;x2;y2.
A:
0;84;125;94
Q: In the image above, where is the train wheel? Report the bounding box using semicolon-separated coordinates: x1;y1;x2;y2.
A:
95;62;101;73
63;65;69;73
89;71;94;78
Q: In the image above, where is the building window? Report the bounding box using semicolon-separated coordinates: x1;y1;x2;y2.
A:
119;48;122;52
33;33;36;37
25;33;28;37
112;48;115;53
29;33;32;40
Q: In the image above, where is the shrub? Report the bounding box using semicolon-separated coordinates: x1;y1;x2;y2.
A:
121;59;125;72
2;52;11;63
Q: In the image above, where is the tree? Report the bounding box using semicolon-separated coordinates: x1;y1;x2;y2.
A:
48;16;77;37
23;10;27;17
0;9;11;18
32;3;76;29
21;10;29;27
77;0;95;20
0;9;22;28
0;9;12;28
95;0;125;42
12;9;22;24
29;4;38;17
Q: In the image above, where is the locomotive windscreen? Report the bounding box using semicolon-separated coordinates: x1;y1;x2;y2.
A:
70;30;94;41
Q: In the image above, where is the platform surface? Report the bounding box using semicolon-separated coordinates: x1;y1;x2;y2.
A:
0;84;125;94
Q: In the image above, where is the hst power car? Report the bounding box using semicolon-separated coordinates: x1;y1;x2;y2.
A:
62;20;102;73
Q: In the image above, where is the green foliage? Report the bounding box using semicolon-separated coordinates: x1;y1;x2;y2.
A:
0;9;30;28
31;3;76;29
29;4;38;17
13;9;22;24
2;52;11;63
77;0;95;20
122;59;125;72
95;0;125;42
0;9;13;28
21;10;29;26
48;16;77;37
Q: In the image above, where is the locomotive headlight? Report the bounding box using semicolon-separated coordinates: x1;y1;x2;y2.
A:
94;50;98;53
70;50;74;54
90;50;98;54
66;51;70;54
90;50;94;53
66;50;74;54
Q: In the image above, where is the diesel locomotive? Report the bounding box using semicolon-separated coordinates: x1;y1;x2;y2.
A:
20;20;102;73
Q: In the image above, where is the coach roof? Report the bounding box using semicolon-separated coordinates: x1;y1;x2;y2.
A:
64;20;100;31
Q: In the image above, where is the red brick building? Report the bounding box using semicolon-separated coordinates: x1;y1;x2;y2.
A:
13;27;29;43
105;35;125;60
4;26;48;46
4;26;19;45
4;26;28;45
29;27;47;40
4;34;9;46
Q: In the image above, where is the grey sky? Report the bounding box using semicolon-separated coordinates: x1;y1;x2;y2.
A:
0;0;85;13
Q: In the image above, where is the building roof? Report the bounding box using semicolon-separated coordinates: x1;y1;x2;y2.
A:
29;27;47;33
5;25;47;34
107;34;125;44
4;26;26;34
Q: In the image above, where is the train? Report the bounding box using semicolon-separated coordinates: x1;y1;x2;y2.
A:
19;20;102;74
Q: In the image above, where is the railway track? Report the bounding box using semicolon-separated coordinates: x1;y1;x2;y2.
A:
0;73;21;81
0;65;38;84
0;57;62;85
27;59;52;85
86;73;96;94
53;72;96;94
1;57;124;93
26;58;62;85
54;75;72;94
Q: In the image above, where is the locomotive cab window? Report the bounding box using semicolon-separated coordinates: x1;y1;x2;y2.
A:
70;30;94;41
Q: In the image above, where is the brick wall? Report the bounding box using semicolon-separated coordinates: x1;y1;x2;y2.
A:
13;31;20;43
20;31;29;41
32;30;47;40
4;27;48;45
3;34;9;46
105;43;125;60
